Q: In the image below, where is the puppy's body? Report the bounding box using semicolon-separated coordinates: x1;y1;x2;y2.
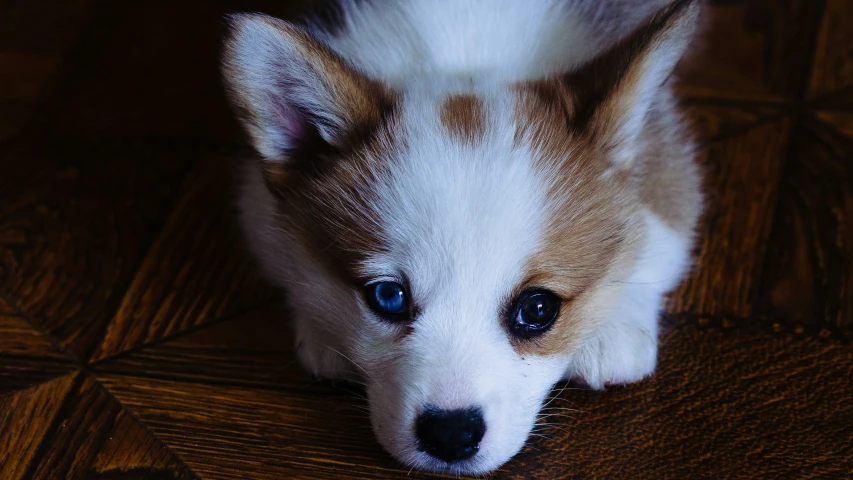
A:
225;0;702;474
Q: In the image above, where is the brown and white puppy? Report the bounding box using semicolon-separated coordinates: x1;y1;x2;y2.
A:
222;0;702;474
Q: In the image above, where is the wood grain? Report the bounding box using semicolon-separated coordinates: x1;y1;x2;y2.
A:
668;118;792;317
90;157;276;363
96;324;853;480
96;373;457;480
675;0;824;102
814;110;853;139
0;139;194;360
0;296;69;360
755;117;853;342
681;100;783;144
93;304;301;389
1;0;853;478
87;409;199;480
811;83;853;113
28;374;196;480
808;0;853;100
0;372;77;480
495;326;853;479
0;357;76;396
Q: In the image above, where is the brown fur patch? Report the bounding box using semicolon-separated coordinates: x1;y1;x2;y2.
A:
511;83;643;357
512;80;576;162
270;104;404;288
508;0;702;357
285;24;390;142
635;92;703;235
222;14;404;287
439;94;485;143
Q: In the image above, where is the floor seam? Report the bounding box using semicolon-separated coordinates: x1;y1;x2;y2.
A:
77;154;201;364
748;0;829;322
698;110;793;147
19;371;84;480
87;298;279;367
86;373;204;480
0;290;84;366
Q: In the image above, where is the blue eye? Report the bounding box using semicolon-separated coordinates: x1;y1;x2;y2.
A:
365;281;408;318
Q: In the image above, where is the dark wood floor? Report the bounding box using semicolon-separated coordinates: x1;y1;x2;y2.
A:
1;0;852;478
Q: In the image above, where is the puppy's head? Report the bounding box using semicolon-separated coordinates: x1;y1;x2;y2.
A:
223;1;698;474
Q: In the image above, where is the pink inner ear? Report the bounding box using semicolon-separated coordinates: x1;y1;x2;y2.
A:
273;100;305;141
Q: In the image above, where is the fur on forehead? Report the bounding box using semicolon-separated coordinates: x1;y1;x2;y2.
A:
271;78;641;319
275;84;543;284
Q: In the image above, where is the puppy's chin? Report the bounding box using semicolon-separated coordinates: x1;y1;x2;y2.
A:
391;449;510;476
368;406;534;475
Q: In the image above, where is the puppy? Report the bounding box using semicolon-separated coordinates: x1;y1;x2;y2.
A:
222;0;702;474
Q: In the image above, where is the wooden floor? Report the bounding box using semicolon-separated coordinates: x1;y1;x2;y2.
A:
1;1;852;478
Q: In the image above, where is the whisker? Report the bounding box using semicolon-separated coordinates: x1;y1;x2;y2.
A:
540;406;582;413
533;423;571;432
536;415;576;422
324;345;382;388
334;386;369;401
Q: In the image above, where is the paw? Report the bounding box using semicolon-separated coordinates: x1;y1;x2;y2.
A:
293;318;354;380
564;318;659;390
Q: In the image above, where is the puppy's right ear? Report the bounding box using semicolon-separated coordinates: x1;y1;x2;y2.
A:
222;13;389;162
541;0;700;168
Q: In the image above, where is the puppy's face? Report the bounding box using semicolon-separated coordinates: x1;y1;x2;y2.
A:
275;89;640;473
224;3;697;474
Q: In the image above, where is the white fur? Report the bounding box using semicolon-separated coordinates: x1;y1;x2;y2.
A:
311;0;597;87
354;91;566;472
229;0;700;474
564;212;691;389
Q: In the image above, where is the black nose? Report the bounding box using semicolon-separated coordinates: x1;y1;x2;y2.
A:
415;407;486;463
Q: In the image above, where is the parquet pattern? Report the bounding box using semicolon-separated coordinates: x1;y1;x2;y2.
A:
1;1;851;478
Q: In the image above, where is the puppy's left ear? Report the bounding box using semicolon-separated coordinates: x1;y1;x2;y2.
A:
563;0;700;167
